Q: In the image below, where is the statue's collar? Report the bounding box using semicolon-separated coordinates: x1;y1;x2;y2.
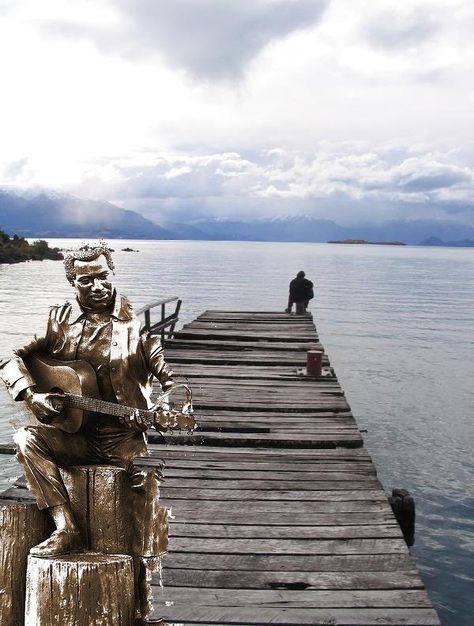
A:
69;291;134;324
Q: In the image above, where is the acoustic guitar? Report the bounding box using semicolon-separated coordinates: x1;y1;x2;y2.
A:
24;355;195;434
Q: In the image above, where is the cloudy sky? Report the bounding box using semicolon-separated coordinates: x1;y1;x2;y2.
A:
1;0;474;225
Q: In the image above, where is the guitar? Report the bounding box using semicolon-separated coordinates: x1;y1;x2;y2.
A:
24;355;195;434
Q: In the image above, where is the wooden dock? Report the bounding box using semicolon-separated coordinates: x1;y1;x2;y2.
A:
146;310;440;625
0;310;441;625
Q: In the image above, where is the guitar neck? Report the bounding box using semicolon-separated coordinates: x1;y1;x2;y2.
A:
64;394;155;428
64;393;195;432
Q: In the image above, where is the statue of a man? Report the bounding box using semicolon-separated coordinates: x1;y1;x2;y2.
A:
0;243;174;558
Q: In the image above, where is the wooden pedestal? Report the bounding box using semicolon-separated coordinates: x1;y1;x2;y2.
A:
2;465;168;624
60;465;133;554
60;465;168;621
0;502;51;626
25;553;135;626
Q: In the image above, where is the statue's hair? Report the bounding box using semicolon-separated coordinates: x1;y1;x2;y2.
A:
64;241;115;284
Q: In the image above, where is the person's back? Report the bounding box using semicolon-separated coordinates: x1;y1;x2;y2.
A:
286;270;314;314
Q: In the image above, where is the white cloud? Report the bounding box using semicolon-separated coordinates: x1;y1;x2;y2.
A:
49;143;473;225
1;0;474;227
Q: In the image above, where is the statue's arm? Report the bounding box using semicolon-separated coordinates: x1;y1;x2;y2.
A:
0;356;37;400
140;332;174;392
0;309;55;400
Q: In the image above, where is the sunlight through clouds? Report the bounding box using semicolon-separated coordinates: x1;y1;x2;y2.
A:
1;0;474;227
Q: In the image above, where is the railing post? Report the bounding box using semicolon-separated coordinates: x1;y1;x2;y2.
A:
168;299;182;340
161;303;166;344
136;297;181;339
144;309;151;332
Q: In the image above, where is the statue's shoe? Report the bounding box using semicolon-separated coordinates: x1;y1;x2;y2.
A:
30;529;83;557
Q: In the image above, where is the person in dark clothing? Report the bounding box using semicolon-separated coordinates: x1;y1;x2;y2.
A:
285;270;314;314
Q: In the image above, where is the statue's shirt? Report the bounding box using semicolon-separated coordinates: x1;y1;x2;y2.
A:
0;294;174;419
77;311;116;404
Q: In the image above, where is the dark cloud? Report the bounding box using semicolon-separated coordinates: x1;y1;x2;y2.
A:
43;0;330;80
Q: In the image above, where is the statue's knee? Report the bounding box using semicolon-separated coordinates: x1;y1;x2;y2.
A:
13;427;38;457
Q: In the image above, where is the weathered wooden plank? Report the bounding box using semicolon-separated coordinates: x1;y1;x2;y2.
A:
167;338;323;352
162;568;425;591
154;432;362;448
154;461;375;473
161;488;385;501
182;323;317;333
166;350;328;365
175;380;340;390
162;479;381;491
162;469;376;480
169;524;402;540
162;552;417;573
195;422;360;433
148;444;371;459
166;512;396;526
152;605;440;625
161;500;392;514
154;587;432;608
175;331;318;344
168;364;335;380
167;536;408;555
147;448;372;465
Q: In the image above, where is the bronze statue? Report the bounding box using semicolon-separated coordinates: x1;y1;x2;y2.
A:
0;242;188;624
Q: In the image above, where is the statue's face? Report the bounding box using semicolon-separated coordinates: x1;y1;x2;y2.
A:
73;254;114;311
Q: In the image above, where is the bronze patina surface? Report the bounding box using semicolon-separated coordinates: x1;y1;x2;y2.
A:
0;242;183;624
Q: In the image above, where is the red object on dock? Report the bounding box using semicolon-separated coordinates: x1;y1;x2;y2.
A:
306;349;323;377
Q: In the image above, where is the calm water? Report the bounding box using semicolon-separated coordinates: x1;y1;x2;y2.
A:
0;240;473;624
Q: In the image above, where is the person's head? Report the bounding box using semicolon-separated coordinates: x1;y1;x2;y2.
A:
297;270;305;278
64;243;115;311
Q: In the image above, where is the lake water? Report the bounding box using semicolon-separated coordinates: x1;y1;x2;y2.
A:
0;239;473;625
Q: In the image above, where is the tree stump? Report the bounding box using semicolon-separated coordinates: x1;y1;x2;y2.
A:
59;465;168;557
60;465;133;554
61;465;168;621
0;502;51;626
25;553;135;626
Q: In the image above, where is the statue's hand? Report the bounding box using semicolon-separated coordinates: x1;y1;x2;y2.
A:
23;389;65;423
123;409;148;432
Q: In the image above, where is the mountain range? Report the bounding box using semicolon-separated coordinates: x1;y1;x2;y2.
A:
1;188;474;246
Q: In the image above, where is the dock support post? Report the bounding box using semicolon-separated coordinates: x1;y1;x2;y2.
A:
389;488;416;546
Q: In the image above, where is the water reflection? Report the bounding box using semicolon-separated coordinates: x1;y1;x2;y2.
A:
0;240;473;624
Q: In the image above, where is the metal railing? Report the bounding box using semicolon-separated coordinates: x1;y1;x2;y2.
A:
136;296;182;343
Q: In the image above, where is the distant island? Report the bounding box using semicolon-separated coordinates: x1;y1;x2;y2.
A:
420;236;474;247
328;239;406;246
0;230;63;264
